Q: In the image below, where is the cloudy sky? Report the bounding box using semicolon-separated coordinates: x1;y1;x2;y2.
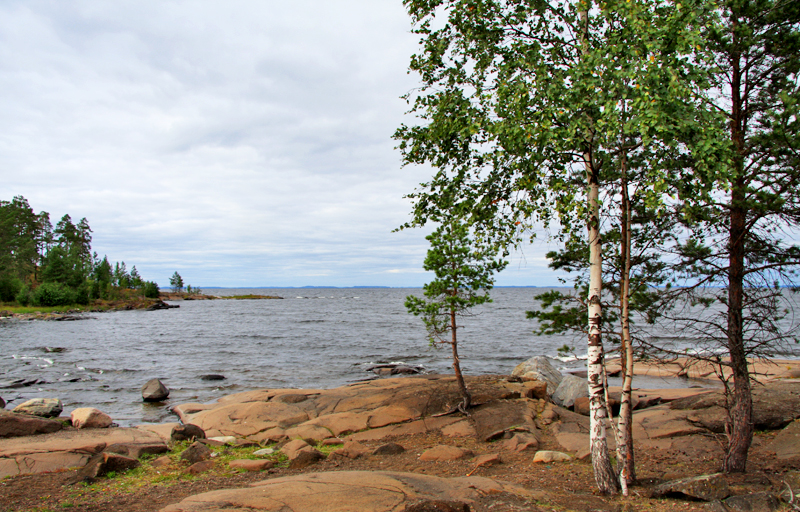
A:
1;1;560;288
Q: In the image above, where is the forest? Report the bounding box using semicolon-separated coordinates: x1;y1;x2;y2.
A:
0;195;159;307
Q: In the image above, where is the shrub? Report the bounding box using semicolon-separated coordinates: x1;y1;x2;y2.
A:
143;281;160;299
0;276;22;303
33;282;75;306
15;285;32;306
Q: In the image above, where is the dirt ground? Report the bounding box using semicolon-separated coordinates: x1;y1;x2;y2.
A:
2;419;797;512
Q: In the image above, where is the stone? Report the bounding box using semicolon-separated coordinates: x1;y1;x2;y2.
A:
500;433;539;453
473;453;501;467
715;492;781;512
69;452;140;484
142;378;170;402
649;473;730;502
159;470;532;512
189;401;308;438
322;438;344;446
470;400;533;442
373;442;405;456
70;408;112;429
150;455;172;468
767;419;800;459
207;436;236;445
280;439;312;459
272;393;309;404
105;442;170;459
186;460;215;474
284;423;334;443
180;441;212;464
288;449;324;469
441;420;476;438
229;459;274;471
0;396;5;408
0;410;63;438
551;375;588;409
532;451;572;463
419;445;474;461
573;396;620;416
405;501;471;512
12;398;63;418
253;448;275;456
331;441;370;459
199;374;225;381
511;356;563;395
171;423;206;443
521;380;548;399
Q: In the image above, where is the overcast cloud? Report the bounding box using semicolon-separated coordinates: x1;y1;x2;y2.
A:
1;0;559;287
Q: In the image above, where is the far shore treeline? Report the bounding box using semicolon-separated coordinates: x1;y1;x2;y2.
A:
0;195;159;307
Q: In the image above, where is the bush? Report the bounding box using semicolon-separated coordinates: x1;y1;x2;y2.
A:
15;285;32;306
0;276;22;303
143;281;160;299
33;282;75;307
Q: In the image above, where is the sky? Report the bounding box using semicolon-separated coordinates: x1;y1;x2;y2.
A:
1;0;563;288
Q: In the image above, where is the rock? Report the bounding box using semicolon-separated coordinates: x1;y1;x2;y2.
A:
441;420;476;438
281;439;312;459
253;448;276;456
284;423;334;443
0;396;5;408
649;473;730;502
471;400;534;442
229;459;274;471
373;442;405;456
405;501;471;512
12;398;63;418
142;378;170;402
199;374;225;381
70;408;112;429
332;441;371;460
473;453;501;467
712;492;781;512
186;460;215;474
150;455;172;468
288;449;324;469
171;423;206;443
551;375;588;408
159;470;531;512
206;435;236;445
105;442;170;459
521;380;548;399
180;441;212;464
322;438;344;446
272;393;309;404
500;433;539;452
767;419;800;459
0;410;63;437
511;356;563;395
573;396;620;416
69;452;140;484
419;445;474;461
532;451;572;463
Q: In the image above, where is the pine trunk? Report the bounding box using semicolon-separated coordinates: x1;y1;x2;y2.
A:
451;303;471;411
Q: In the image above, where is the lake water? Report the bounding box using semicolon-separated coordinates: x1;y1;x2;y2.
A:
1;287;796;426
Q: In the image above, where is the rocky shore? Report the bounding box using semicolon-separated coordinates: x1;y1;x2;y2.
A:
2;358;800;511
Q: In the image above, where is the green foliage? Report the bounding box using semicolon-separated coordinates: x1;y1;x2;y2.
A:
169;272;184;293
406;220;507;345
0;275;22;303
33;282;76;307
143;281;160;298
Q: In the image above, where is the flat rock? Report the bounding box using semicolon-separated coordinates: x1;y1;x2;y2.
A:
419;445;473;461
283;423;334;443
159;470;534;512
0;426;166;478
13;398;63;418
71;408;112;429
473;453;501;467
441;420;476;438
501;433;539;453
767;419;800;459
0;410;63;438
105;442;170;459
330;441;370;459
69;452;139;484
470;400;535;441
189;402;309;438
712;492;781;512
186;460;215;474
649;473;730;502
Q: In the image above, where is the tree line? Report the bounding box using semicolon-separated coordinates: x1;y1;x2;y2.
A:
398;0;799;495
0;195;160;306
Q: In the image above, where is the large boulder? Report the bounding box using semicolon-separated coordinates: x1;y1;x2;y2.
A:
142;379;170;402
0;410;63;438
511;356;563;395
551;375;588;409
70;408;112;429
13;398;63;418
649;474;730;502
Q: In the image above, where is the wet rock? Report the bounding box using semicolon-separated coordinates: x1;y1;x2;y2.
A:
419;445;473;461
147;301;179;310
180;441;212;464
71;407;112;429
373;442;405;456
171;423;206;443
142;378;170;402
532;451;572;463
649;473;730;502
551;375;588;409
69;452;140;484
511;356;563;395
199;374;225;381
0;410;63;437
13;398;63;418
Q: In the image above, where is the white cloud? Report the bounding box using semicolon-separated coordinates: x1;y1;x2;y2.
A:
0;0;559;287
